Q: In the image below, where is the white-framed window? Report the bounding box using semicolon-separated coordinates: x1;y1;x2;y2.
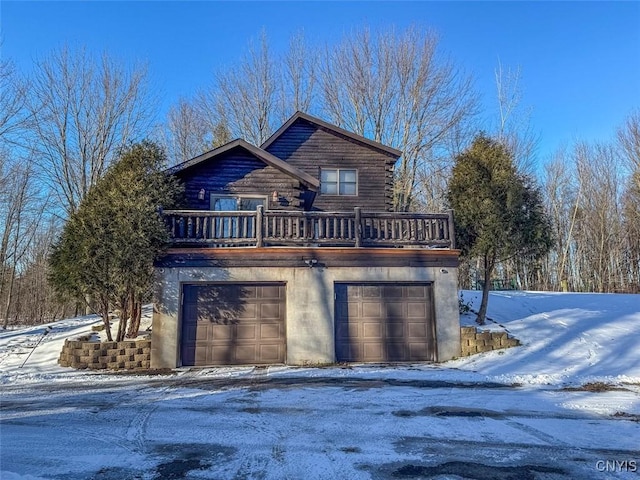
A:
320;168;358;196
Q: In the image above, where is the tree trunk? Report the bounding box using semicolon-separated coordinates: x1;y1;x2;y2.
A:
116;297;129;342
100;299;112;342
476;253;494;325
126;298;142;338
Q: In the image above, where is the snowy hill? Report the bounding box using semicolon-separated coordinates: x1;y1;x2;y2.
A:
452;290;640;386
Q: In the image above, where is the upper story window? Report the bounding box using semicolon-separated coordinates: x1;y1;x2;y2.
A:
320;168;358;196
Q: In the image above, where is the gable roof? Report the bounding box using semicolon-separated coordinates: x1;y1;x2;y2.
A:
261;111;403;158
167;138;320;191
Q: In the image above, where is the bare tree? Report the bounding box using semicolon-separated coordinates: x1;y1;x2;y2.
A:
618;110;640;291
0;59;30;145
164;98;213;163
200;31;278;146
0;160;49;328
572;142;625;292
27;45;154;216
278;32;318;124
319;26;479;211
493;61;539;176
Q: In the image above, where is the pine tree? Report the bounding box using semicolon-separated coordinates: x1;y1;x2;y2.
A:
49;141;182;341
448;134;552;324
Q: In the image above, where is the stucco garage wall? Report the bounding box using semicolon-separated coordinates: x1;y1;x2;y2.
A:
151;265;460;369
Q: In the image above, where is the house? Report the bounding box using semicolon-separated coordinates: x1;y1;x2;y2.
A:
151;112;461;368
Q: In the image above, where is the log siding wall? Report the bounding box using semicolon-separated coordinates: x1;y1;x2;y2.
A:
264;119;396;212
176;148;306;211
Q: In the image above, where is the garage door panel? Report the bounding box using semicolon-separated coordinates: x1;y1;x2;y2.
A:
385;302;405;318
408;322;427;338
386;322;405;338
385;342;407;361
260;303;283;319
236;324;257;340
409;343;431;360
181;283;286;366
362;302;382;318
363;322;383;339
335;283;436;363
407;303;427;318
260;285;284;299
212;346;235;363
211;324;234;341
235;345;258;363
362;286;381;298
363;342;384;360
406;286;427;298
260;323;282;340
236;304;257;319
383;285;404;298
260;344;283;362
336;322;359;338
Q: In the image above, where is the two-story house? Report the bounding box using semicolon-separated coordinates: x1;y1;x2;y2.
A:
151;112;461;368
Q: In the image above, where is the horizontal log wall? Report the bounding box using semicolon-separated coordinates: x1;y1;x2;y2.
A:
460;326;520;356
264;119;396;212
176;147;305;211
58;338;151;371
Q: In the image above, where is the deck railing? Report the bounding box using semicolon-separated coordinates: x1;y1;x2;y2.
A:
163;206;455;249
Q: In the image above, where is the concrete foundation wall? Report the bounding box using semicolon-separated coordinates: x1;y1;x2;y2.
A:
152;264;461;369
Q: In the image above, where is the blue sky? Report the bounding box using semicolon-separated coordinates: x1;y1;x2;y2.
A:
2;1;639;163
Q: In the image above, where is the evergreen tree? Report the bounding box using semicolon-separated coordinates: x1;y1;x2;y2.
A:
448;134;552;324
49;141;182;341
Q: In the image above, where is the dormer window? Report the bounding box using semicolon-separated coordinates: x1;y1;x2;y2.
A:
320;168;358;196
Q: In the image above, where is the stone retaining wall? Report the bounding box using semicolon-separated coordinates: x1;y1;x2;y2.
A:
58;337;151;370
460;326;520;356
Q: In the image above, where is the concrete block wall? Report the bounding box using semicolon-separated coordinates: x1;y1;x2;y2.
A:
460;326;520;356
58;338;151;370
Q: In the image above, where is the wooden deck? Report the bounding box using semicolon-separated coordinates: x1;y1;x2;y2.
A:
163;206;455;249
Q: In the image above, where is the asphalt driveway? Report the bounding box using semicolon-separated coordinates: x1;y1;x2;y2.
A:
2;367;639;480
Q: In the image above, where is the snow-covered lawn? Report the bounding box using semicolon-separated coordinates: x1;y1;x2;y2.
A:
1;291;639;479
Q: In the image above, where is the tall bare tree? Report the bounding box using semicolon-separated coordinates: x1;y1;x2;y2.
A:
618;110;640;291
493;61;539;176
278;32;318;124
199;31;278;146
164;98;214;164
319;27;479;211
0;59;30;145
0;160;49;328
27;45;153;216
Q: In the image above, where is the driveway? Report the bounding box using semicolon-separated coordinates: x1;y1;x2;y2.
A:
1;366;639;479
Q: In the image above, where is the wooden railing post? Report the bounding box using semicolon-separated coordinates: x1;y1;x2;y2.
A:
354;207;362;248
256;205;264;248
447;209;456;249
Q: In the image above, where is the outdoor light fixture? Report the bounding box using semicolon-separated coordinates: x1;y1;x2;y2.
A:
198;188;206;201
272;190;279;202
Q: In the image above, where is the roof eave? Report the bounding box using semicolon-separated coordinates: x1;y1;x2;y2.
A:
261;111;403;158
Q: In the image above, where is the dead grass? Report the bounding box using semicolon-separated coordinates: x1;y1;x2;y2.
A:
563;382;629;392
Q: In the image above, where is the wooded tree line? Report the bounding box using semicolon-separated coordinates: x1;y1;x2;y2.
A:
1;27;638;327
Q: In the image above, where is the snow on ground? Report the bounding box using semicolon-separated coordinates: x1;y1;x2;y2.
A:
452;290;640;386
2;291;638;388
1;292;639;480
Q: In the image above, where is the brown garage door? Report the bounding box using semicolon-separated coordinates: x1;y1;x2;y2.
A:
335;283;436;362
181;283;286;366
